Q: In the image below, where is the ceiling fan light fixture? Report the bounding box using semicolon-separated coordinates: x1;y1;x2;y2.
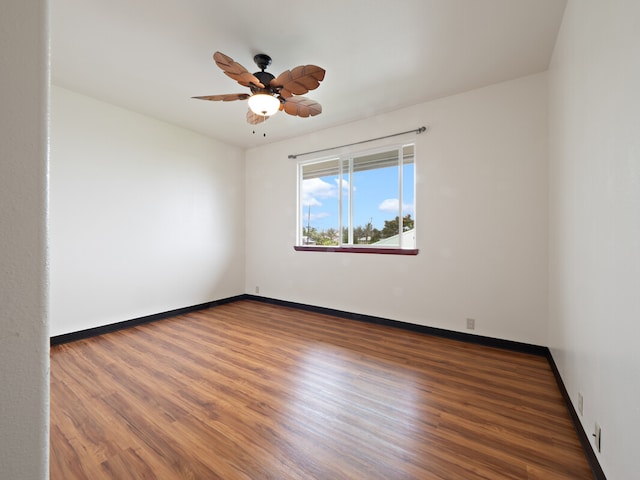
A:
248;93;280;117
193;51;325;124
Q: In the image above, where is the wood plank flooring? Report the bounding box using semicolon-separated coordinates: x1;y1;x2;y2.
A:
50;300;592;479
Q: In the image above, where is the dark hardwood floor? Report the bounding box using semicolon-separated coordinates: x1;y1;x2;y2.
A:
50;300;592;479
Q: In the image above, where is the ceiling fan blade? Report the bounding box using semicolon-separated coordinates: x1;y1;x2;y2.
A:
246;109;267;125
213;51;264;88
192;93;250;102
271;65;325;97
282;96;322;118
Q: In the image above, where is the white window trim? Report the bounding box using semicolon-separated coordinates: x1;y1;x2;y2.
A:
296;141;417;254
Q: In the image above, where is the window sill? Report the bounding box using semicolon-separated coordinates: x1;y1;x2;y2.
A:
294;246;419;255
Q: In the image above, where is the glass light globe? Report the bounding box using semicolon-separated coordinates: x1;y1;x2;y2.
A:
248;93;280;116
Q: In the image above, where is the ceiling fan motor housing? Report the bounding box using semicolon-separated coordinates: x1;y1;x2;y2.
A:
253;53;272;71
251;53;278;95
252;70;276;91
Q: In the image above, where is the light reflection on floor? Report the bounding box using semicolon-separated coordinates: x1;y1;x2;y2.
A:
281;342;432;471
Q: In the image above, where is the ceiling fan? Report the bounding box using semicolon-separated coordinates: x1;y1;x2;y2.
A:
193;51;326;125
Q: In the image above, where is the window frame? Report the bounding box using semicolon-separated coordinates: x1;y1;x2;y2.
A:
295;142;418;255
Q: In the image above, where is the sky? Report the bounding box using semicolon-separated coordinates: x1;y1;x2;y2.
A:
301;163;414;233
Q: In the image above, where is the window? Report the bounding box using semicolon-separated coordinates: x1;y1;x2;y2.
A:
297;143;416;254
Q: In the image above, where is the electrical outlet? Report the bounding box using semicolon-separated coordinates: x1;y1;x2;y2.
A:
593;423;601;452
466;318;475;330
255;286;260;294
577;392;584;416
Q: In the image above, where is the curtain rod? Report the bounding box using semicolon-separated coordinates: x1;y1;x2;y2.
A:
288;126;427;159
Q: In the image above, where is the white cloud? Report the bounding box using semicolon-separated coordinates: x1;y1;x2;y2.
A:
302;177;339;207
378;198;414;214
304;178;338;198
304;197;322;207
379;198;399;212
310;212;330;220
335;177;352;191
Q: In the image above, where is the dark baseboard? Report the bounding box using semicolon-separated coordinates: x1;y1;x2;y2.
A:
545;351;607;480
49;295;247;346
245;294;548;356
49;293;607;478
50;293;546;355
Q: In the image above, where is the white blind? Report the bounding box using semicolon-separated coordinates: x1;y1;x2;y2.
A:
302;145;414;179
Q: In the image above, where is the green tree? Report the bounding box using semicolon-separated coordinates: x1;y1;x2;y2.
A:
381;214;414;239
353;225;367;244
351;221;383;244
302;226;341;245
318;228;339;245
370;227;381;243
325;228;339;244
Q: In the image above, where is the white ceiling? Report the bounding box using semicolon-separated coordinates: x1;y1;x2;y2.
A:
51;0;567;149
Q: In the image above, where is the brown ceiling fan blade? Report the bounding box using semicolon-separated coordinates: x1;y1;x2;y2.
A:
225;71;265;88
213;51;244;75
192;93;250;102
213;51;264;88
282;96;322;118
271;65;325;97
246;109;267;125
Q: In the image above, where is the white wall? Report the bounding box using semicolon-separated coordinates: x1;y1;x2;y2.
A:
548;1;640;478
50;86;245;336
246;73;549;345
0;1;49;479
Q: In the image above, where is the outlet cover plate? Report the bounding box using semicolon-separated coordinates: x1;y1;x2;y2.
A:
594;423;601;452
577;392;583;416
